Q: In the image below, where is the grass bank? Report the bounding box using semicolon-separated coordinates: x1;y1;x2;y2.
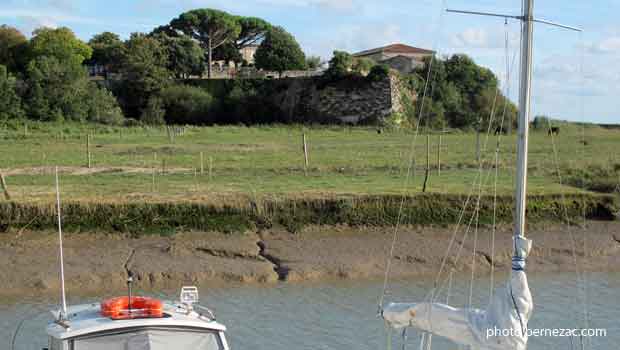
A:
0;193;616;235
0;122;618;233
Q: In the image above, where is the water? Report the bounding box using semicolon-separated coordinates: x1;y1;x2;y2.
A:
2;273;619;350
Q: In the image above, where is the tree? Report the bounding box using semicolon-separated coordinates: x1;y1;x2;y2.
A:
141;96;166;125
254;26;306;77
213;42;244;67
366;64;390;82
84;83;124;125
235;16;271;49
25;56;90;121
159;84;215;124
117;33;170;118
87;32;124;74
29;27;92;64
0;25;28;74
408;54;514;130
153;32;205;79
305;56;321;70
0;65;24;121
325;50;353;79
170;9;241;78
352;57;375;75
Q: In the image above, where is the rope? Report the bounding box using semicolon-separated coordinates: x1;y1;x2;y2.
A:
578;30;591;350
544;88;592;348
378;0;448;312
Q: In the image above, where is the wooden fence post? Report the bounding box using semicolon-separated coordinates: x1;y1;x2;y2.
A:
422;133;430;192
302;133;309;175
208;156;213;181
437;134;442;176
0;173;10;200
200;152;204;175
86;134;92;168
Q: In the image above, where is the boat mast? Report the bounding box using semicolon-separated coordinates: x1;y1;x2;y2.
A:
55;167;68;319
514;0;534;239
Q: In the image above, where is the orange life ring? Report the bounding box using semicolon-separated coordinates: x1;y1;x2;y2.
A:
101;296;164;320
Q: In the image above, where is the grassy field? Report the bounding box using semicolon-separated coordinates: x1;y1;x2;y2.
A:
0;121;618;233
0;121;618;203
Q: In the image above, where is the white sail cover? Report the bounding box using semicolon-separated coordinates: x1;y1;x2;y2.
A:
383;236;533;350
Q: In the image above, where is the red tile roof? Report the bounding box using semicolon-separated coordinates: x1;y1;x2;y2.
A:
352;43;435;57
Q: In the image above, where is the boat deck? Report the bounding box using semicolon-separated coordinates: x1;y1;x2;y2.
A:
47;301;226;340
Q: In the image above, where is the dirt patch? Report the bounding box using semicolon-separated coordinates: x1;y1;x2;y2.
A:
2;166;193;176
1;221;619;298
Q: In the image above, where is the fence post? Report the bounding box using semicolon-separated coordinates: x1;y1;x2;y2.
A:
200;152;204;175
86;134;92;168
151;166;156;192
437;134;441;176
302;133;309;175
209;156;213;181
422;133;430;192
0;173;10;200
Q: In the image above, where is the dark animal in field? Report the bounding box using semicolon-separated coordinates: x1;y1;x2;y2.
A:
494;126;508;135
579;140;589;146
377;129;382;134
548;127;560;135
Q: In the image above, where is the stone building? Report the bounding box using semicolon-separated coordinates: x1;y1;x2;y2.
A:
352;43;435;74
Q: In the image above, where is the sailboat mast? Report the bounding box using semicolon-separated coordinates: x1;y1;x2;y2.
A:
514;0;534;239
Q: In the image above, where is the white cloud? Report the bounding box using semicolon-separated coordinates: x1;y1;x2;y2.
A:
452;28;488;48
585;36;620;54
257;0;355;11
304;22;402;58
450;27;519;50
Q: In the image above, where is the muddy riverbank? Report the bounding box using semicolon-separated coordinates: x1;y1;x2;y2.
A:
1;221;619;298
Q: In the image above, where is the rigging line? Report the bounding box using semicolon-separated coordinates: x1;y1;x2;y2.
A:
577;30;591;350
377;0;447;312
490;17;519;302
433;153;504;300
544;116;588;343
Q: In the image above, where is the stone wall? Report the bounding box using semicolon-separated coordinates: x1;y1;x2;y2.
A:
185;73;415;125
276;73;415;125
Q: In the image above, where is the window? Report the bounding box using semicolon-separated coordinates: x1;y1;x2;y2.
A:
74;328;223;350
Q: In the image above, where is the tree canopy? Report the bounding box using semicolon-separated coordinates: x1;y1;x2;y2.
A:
254;26;306;76
87;31;124;71
153;32;205;79
0;25;28;74
408;54;517;130
0;65;24;121
29;27;92;64
117;33;170;118
170;8;241;78
235;16;271;49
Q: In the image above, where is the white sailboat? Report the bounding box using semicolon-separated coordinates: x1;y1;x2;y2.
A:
381;1;580;349
44;168;230;350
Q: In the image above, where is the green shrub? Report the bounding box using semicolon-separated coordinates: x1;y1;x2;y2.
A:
0;64;23;121
141;96;166;125
325;51;353;79
366;64;390;82
25;56;90;121
159;84;215;124
352;57;375;75
84;84;124;125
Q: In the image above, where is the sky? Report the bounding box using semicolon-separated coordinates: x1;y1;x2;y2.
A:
1;0;619;124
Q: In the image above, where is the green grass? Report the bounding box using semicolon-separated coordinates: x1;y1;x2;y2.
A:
0;121;618;233
1;121;618;203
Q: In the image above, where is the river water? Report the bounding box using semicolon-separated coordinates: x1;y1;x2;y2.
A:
2;272;619;350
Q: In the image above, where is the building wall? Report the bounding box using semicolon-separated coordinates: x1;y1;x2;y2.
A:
284;73;414;124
